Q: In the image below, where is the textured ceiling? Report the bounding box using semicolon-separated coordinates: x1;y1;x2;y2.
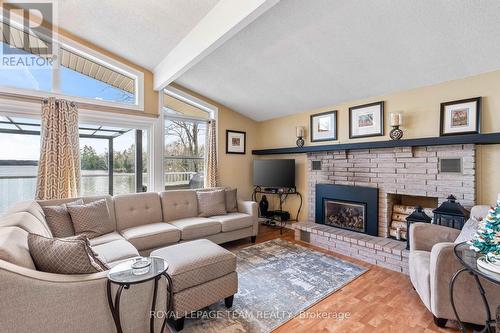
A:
176;0;500;121
53;0;219;70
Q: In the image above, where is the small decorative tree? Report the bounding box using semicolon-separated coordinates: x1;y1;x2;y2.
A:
469;198;500;261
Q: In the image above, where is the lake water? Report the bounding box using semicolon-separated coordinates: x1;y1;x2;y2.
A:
0;165;136;214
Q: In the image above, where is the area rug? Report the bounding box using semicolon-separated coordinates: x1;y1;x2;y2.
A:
177;239;367;333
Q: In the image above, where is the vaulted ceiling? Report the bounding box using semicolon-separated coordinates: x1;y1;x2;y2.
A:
53;0;219;70
175;0;500;120
49;1;500;121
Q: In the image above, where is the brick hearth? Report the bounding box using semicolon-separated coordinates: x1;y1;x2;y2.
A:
294;222;409;274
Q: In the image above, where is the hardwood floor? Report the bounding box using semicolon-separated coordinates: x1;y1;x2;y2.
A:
223;224;459;333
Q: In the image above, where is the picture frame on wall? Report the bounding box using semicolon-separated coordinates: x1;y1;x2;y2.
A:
349;101;385;139
226;130;246;154
310;110;338;142
440;97;481;136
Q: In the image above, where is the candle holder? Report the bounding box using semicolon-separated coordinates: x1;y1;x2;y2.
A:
390;125;404;140
296;126;305;147
296;136;304;147
389;112;404;140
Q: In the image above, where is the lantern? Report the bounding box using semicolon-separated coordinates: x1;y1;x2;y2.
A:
406;206;432;250
432;195;470;230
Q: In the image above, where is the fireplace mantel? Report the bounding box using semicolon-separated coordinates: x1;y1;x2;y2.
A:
252;132;500;155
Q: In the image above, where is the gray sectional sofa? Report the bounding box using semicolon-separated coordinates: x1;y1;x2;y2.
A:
0;189;258;332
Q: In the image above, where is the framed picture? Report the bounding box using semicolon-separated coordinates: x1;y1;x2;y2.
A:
310;111;338;142
349;101;385;139
226;130;246;154
440;97;481;136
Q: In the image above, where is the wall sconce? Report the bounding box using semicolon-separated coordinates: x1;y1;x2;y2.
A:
389;112;404;140
296;126;305;147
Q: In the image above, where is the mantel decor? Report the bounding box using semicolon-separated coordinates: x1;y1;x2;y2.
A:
389;112;404;140
440;97;481;136
310;111;337;142
226;130;246;154
349;101;384;139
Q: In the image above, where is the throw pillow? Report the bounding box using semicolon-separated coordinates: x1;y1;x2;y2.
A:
454;218;480;244
67;199;114;239
42;199;84;238
197;189;227;217
28;233;108;274
225;188;238;213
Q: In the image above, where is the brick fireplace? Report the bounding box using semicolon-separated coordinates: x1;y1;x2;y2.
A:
294;144;476;274
307;144;476;237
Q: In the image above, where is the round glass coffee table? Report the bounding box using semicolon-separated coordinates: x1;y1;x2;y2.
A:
451;242;500;333
107;257;172;333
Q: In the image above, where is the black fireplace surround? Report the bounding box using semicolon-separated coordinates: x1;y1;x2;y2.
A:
315;184;378;236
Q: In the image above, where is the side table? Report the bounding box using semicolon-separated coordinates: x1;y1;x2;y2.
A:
107;257;172;333
450;242;500;333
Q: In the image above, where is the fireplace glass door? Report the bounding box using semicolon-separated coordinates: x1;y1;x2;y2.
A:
323;199;366;233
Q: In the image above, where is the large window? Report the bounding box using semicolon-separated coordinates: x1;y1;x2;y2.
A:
0;116;149;213
163;93;210;190
0;22;142;108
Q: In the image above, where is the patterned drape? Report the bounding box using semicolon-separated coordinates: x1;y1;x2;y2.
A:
205;119;218;188
36;97;81;200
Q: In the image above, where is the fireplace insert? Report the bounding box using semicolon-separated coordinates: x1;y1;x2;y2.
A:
324;199;366;233
315;184;378;236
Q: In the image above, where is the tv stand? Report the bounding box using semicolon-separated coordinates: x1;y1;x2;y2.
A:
252;186;302;234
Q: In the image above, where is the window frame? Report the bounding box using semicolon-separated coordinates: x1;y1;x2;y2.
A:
154;87;218;192
0;20;145;111
0;102;156;197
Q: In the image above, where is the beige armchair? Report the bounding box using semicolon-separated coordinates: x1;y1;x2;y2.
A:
409;205;500;327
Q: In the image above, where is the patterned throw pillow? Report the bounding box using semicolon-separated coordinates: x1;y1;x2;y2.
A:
225;188;238;213
454;218;479;244
67;199;114;239
28;234;108;274
197;189;227;217
42;199;84;238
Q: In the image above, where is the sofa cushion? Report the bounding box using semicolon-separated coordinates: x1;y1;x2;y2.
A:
169;217;221;240
196;189;226;217
91;239;139;264
41;199;84;238
209;213;254;232
6;200;51;236
67;199;114;239
88;232;125;246
409;250;431;310
28;234;107;274
150;239;236;292
0;227;36;269
225;188;238;213
114;192;163;230
160;190;198;222
120;223;181;251
0;212;52;238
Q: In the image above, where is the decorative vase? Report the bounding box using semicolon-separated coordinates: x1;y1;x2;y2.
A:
390;125;403;140
296;137;304;148
259;195;269;217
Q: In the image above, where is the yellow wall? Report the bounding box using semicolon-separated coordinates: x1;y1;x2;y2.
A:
257;70;500;220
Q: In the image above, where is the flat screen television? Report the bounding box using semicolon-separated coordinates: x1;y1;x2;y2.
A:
253;159;295;188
